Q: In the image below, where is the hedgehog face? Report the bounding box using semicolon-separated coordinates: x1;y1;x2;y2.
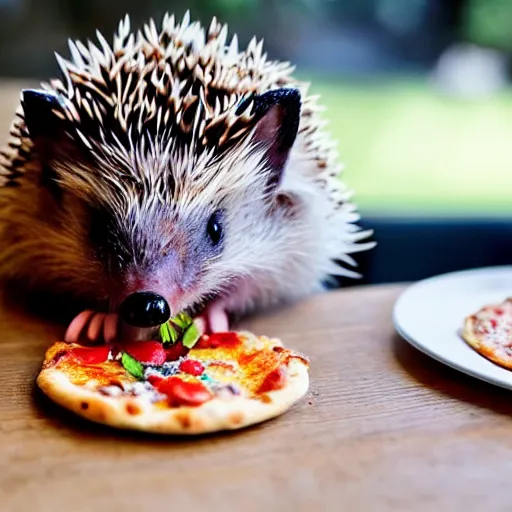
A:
85;200;227;314
21;86;302;316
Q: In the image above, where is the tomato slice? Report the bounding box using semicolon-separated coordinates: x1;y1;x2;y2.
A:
69;346;111;365
123;341;166;365
257;366;287;393
165;342;189;361
157;376;212;406
179;359;204;376
147;374;164;386
195;332;241;349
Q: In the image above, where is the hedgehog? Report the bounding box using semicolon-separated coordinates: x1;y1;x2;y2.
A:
0;11;375;343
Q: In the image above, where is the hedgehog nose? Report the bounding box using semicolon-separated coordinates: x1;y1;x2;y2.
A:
119;292;171;328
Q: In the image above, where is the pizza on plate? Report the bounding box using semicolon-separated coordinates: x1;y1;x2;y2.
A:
37;315;310;434
462;298;512;369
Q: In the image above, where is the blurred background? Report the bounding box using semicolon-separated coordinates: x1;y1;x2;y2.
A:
0;0;511;285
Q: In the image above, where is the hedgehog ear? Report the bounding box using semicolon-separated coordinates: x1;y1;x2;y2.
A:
22;89;68;142
22;89;89;172
22;89;88;196
250;88;301;190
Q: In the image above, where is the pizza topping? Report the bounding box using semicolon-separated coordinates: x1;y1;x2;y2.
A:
160;321;179;344
121;352;145;379
157;376;213;406
47;330;303;410
97;380;167;402
464;300;512;368
258;366;287;393
225;383;241;395
170;312;194;330
215;384;241;398
159;313;201;349
99;385;124;397
165;342;189;361
146;374;164;386
471;303;512;344
69;346;111;365
143;359;181;381
182;323;201;348
196;332;241;349
123;380;164;399
127;381;154;395
179;359;204;376
123;341;166;365
206;360;238;372
49;350;68;367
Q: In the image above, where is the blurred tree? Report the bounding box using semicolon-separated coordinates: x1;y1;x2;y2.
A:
462;0;512;53
0;0;267;77
0;0;469;77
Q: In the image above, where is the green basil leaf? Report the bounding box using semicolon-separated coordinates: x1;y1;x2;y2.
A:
182;322;200;349
169;323;179;343
121;352;145;380
171;312;193;330
159;322;171;343
160;321;179;346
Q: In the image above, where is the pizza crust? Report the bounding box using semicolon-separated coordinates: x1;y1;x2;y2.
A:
36;357;309;434
461;302;512;370
461;316;481;350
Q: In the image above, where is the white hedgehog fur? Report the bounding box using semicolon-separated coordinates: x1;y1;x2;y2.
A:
0;11;375;320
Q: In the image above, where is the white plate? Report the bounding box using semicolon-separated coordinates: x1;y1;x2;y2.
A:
393;265;512;390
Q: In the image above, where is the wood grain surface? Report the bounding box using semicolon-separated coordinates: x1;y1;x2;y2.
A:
2;283;512;512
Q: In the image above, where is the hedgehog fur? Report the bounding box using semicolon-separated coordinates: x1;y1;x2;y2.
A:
0;11;374;328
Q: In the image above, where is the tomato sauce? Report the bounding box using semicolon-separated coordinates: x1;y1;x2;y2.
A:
196;332;241;349
257;366;286;393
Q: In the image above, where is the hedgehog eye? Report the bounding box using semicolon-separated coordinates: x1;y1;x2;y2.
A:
206;211;223;246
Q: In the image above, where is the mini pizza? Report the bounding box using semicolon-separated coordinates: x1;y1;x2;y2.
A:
462;298;512;369
37;315;310;434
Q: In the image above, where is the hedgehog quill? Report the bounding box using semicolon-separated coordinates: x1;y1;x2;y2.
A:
0;12;375;343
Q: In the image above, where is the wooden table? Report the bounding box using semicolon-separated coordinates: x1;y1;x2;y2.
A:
2;283;512;512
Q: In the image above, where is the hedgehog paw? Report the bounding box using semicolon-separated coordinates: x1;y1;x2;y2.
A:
64;310;119;344
195;301;229;334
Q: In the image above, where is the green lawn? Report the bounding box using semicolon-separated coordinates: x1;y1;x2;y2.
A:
304;76;512;216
